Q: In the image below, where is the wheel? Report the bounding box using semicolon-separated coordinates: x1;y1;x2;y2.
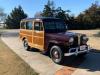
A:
50;45;64;64
23;39;30;51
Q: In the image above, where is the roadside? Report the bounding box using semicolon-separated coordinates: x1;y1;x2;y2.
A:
0;29;38;75
1;29;63;75
1;29;100;75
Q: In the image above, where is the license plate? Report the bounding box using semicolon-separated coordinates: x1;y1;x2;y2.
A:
80;45;86;50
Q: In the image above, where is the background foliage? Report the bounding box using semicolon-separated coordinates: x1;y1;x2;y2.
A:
40;0;100;30
1;0;100;29
5;6;27;29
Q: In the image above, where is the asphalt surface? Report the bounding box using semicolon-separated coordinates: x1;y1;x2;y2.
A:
1;29;100;75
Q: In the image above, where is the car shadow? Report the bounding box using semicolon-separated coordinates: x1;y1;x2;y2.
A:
62;55;85;67
29;48;51;57
28;48;100;72
61;49;100;72
29;48;41;52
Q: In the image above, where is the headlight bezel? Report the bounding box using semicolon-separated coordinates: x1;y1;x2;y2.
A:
69;37;74;43
81;35;89;44
82;36;89;41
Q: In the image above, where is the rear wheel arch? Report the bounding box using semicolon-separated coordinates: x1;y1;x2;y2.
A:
22;37;27;41
22;37;25;41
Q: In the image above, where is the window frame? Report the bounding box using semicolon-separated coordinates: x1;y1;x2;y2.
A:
20;21;26;29
34;22;43;31
26;21;33;30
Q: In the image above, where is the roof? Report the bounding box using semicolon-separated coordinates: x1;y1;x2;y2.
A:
22;17;61;21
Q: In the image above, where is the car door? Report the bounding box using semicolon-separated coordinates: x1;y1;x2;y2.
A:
33;22;44;50
25;21;33;44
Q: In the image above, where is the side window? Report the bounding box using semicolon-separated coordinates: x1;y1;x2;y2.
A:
26;21;33;30
34;22;43;31
21;22;26;29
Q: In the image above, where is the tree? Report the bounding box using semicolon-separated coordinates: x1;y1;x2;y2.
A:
56;7;67;20
34;11;42;18
76;1;100;29
5;6;27;29
42;0;57;17
42;0;71;21
41;0;75;29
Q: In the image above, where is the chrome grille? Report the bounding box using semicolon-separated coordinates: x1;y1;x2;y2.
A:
70;36;78;47
74;36;78;46
70;35;83;47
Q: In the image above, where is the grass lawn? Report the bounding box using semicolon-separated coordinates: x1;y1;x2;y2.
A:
0;30;38;75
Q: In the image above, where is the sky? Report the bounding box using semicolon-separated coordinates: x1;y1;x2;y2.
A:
0;0;100;17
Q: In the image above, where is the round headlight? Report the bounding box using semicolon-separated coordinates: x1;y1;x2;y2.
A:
69;37;74;43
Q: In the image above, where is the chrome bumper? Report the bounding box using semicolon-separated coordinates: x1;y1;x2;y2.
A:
64;45;91;56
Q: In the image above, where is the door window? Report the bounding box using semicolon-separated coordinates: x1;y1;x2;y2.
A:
34;22;43;31
21;22;26;29
26;21;33;30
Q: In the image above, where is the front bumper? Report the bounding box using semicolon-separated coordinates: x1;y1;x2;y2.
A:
64;45;91;56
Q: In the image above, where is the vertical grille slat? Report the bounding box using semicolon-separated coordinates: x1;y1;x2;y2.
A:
74;36;78;46
70;35;83;47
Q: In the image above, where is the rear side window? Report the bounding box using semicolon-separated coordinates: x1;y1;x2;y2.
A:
26;21;33;30
21;22;26;29
34;22;43;31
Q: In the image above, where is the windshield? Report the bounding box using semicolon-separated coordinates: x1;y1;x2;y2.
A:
43;19;67;33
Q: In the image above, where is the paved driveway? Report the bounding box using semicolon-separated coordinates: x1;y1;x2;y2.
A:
1;30;63;75
1;29;100;75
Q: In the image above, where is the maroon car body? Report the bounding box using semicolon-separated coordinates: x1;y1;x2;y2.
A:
20;17;91;64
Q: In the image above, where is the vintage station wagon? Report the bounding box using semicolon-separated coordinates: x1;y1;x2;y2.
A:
20;17;91;64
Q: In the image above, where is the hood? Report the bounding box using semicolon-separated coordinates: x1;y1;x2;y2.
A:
45;31;79;42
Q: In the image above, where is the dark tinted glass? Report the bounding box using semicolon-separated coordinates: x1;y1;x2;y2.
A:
21;22;26;29
26;21;33;30
34;22;43;31
44;19;67;33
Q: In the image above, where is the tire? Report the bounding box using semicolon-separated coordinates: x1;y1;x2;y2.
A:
50;45;64;64
23;39;30;51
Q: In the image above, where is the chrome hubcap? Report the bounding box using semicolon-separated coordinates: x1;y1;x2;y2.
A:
53;50;59;59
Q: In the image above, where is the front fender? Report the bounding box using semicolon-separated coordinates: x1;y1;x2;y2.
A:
49;40;66;46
